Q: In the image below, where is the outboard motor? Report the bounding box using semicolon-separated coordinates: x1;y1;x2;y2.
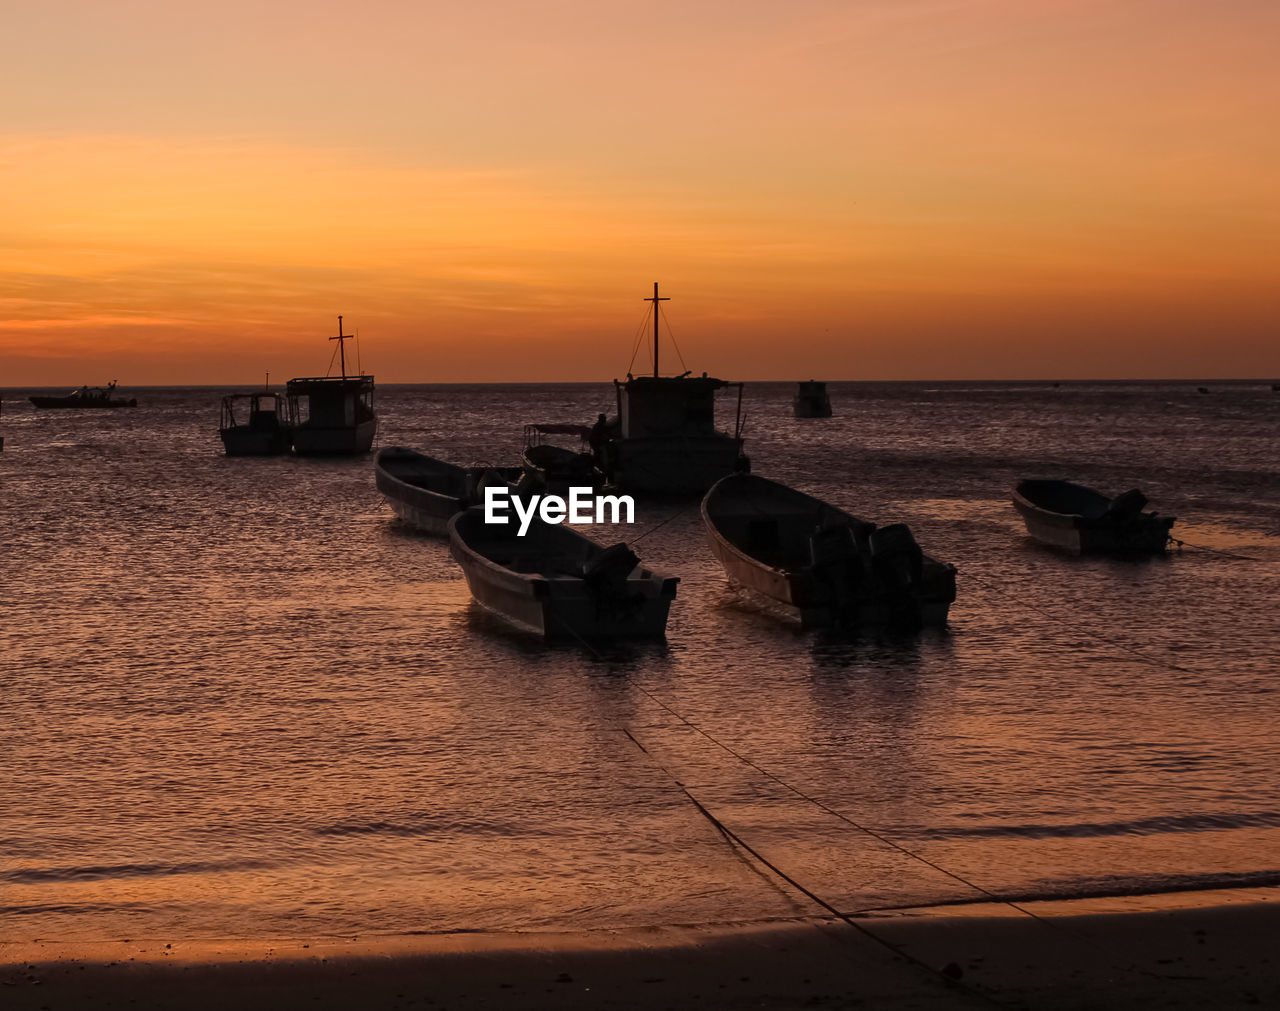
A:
869;523;923;590
582;543;640;598
1106;489;1148;521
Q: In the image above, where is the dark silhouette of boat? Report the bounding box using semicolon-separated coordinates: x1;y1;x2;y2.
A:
375;447;521;535
702;474;956;627
448;508;678;640
793;380;832;418
522;424;597;495
287;316;376;455
598;283;748;496
219;388;292;456
30;381;137;409
1012;479;1175;554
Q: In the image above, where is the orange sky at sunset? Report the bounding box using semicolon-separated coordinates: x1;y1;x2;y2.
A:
3;0;1276;384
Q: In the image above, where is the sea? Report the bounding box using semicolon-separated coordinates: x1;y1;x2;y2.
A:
2;380;1277;942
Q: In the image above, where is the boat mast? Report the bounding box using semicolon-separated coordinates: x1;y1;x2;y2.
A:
644;282;669;378
331;315;354;379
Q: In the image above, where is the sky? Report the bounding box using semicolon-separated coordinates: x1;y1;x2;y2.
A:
2;0;1277;384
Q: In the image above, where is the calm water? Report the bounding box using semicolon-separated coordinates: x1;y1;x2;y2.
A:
2;380;1278;941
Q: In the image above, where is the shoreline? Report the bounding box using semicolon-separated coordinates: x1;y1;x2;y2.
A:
4;885;1277;1009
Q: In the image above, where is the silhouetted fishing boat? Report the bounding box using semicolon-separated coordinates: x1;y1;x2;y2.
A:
1013;479;1175;554
375;447;521;535
522;424;598;494
702;474;956;627
219;388;292;456
287;316;376;455
30;381;137;409
598;283;748;496
449;508;678;640
793;380;832;418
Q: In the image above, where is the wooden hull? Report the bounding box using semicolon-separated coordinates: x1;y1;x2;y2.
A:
611;435;744;496
1012;480;1174;555
292;418;377;456
702;474;956;628
374;447;467;535
448;510;677;641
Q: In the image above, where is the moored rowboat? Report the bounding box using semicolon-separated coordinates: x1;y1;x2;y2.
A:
375;447;520;536
702;474;956;627
448;508;678;640
1012;479;1175;554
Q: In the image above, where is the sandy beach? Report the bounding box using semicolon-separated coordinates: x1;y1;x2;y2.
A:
3;886;1276;1009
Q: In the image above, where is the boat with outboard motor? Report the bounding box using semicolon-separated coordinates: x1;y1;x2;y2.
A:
1012;479;1175;554
702;473;956;627
448;507;678;640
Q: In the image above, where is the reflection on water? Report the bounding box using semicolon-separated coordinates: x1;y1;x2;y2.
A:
1;380;1278;939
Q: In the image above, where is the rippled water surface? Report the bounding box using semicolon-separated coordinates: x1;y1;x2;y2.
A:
2;380;1278;940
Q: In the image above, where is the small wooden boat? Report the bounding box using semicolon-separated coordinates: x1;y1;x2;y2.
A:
1012;479;1175;554
702;474;956;627
449;508;678;640
219;390;292;456
287;317;377;455
522;424;597;494
793;380;832;418
375;447;521;535
30;381;137;409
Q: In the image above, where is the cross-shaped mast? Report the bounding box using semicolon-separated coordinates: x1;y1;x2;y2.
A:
644;282;670;378
330;315;354;378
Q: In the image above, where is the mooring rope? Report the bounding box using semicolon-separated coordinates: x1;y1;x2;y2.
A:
618;726;1015;1008
1169;537;1263;562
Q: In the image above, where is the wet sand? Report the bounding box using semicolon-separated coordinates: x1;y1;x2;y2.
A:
3;887;1276;1009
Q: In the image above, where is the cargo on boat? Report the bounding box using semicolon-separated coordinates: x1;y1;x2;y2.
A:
702;473;956;627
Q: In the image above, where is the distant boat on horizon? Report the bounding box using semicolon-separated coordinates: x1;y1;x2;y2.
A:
30;381;137;409
793;380;832;418
286;316;377;455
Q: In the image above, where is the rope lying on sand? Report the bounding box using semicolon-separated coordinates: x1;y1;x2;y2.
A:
618;726;1013;1009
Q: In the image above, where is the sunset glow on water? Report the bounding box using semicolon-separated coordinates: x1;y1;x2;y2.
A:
3;382;1277;941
